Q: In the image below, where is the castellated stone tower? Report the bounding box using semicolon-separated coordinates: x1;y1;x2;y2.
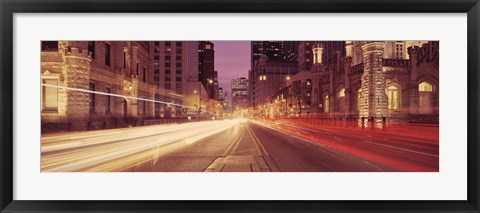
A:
64;47;91;131
359;41;388;128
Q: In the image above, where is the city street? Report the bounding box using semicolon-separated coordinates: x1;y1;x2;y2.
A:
41;119;438;172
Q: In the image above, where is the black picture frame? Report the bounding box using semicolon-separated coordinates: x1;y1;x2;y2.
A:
1;0;479;212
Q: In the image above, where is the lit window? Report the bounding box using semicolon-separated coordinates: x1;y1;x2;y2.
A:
387;85;399;109
42;79;58;112
338;88;345;97
418;82;433;92
324;95;329;113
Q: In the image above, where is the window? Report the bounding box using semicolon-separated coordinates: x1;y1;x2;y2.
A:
165;62;171;67
165;42;171;46
136;63;139;76
104;43;111;66
106;87;111;113
165;55;171;61
154;41;160;46
142;100;146;115
176;56;182;60
176;42;182;47
41;79;58;111
338;88;345;97
154;48;160;53
154;69;159;74
419;82;433;92
176;77;182;81
176;63;182;67
123;50;126;68
89;83;96;113
324;95;329;113
154;55;160;60
165;69;171;74
88;41;95;59
337;88;345;112
387;85;399;109
165;76;171;81
143;67;146;82
41;41;58;51
418;82;433;114
176;69;182;74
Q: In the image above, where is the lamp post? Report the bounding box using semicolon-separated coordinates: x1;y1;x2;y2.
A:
194;89;198;111
198;82;202;114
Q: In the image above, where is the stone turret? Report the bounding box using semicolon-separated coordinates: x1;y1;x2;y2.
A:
407;46;420;115
64;47;92;131
359;41;387;129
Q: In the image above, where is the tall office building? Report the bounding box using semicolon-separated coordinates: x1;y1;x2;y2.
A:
297;41;314;71
150;41;199;95
321;41;346;69
213;70;219;100
198;41;215;98
251;41;285;69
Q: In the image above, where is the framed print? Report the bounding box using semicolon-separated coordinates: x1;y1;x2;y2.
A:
1;0;479;212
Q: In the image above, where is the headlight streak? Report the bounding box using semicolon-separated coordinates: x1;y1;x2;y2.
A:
41;119;241;172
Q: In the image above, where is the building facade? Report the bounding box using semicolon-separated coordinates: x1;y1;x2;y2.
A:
41;41;203;132
198;41;215;98
308;41;438;127
251;55;298;108
231;77;249;110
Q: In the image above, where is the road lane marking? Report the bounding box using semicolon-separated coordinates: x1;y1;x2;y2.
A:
222;125;245;156
246;127;262;156
246;125;270;157
362;140;439;158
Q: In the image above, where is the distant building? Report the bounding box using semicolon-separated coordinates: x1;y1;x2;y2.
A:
283;41;299;62
214;70;219;100
231;77;249;110
217;87;223;100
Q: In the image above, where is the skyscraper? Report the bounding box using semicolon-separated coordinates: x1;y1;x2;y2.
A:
198;41;215;98
251;41;285;70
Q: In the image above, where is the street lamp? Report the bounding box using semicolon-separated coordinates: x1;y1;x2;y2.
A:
193;90;198;111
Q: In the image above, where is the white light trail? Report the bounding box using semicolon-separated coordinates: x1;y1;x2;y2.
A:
41;119;242;172
41;83;195;109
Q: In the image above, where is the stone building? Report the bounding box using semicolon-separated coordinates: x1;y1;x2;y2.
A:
309;41;438;127
250;55;298;108
41;41;204;132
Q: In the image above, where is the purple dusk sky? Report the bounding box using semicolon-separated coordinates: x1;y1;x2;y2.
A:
213;41;250;99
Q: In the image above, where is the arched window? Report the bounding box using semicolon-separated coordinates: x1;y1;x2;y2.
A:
338;88;345;97
324;95;329;113
419;82;433;114
419;82;433;92
387;85;399;110
337;88;345;112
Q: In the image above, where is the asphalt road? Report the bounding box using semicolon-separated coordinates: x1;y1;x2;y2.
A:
41;119;438;172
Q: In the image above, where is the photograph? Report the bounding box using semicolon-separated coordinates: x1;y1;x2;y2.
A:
40;40;439;172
